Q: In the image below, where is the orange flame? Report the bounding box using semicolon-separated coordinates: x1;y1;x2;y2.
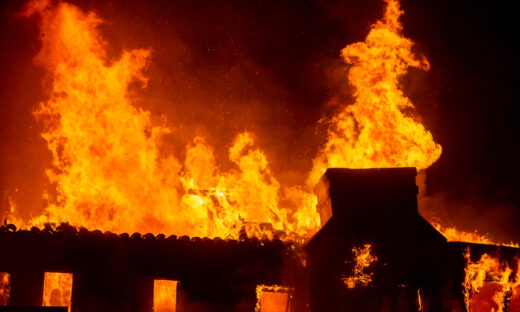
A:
432;222;519;248
463;249;520;312
42;272;73;309
308;0;441;186
417;288;424;312
0;272;10;305
17;0;320;240
154;280;178;312
10;0;443;241
343;244;378;288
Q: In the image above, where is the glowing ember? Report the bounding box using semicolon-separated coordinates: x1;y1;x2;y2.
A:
154;280;178;312
308;0;442;186
43;272;73;309
255;285;292;312
463;248;520;312
343;244;378;288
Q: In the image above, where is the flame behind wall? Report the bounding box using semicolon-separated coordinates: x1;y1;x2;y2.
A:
463;250;520;312
9;0;442;240
307;0;441;186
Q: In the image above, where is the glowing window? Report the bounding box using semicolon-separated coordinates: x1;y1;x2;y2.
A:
154;280;178;312
43;272;73;310
0;272;10;305
255;285;292;312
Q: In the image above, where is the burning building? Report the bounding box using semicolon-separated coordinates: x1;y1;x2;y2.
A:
1;167;519;311
1;0;519;311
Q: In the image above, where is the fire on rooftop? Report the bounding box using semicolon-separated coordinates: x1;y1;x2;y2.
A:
0;0;518;311
1;168;519;311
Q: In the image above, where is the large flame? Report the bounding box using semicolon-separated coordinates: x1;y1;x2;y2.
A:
19;0;319;240
23;0;185;235
308;0;441;186
11;0;444;241
463;249;520;312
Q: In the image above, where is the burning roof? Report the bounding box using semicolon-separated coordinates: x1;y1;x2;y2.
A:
3;0;446;244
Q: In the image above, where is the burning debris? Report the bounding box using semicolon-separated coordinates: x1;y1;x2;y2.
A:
307;0;442;187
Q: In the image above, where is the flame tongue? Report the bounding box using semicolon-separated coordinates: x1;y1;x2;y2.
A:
464;249;520;312
308;0;442;186
26;0;187;235
15;0;443;240
21;0;320;239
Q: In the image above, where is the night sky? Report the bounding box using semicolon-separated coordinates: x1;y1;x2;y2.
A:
1;0;518;241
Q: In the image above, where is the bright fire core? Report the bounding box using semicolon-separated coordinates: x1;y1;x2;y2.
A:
9;0;442;241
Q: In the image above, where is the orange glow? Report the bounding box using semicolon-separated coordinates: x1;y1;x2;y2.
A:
0;272;10;305
463;249;519;312
417;288;423;312
17;0;319;240
255;285;292;312
43;272;73;309
11;0;442;242
343;244;378;288
432;222;519;248
308;0;442;186
154;280;178;312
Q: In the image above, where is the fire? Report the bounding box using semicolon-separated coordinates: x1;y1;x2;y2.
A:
343;244;378;288
17;0;319;240
255;285;292;312
182;133;287;238
0;273;10;305
154;280;178;312
10;0;442;242
417;288;424;312
432;222;519;248
463;249;520;312
42;272;73;309
308;0;442;186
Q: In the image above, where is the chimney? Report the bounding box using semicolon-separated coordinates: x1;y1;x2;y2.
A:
306;168;446;312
